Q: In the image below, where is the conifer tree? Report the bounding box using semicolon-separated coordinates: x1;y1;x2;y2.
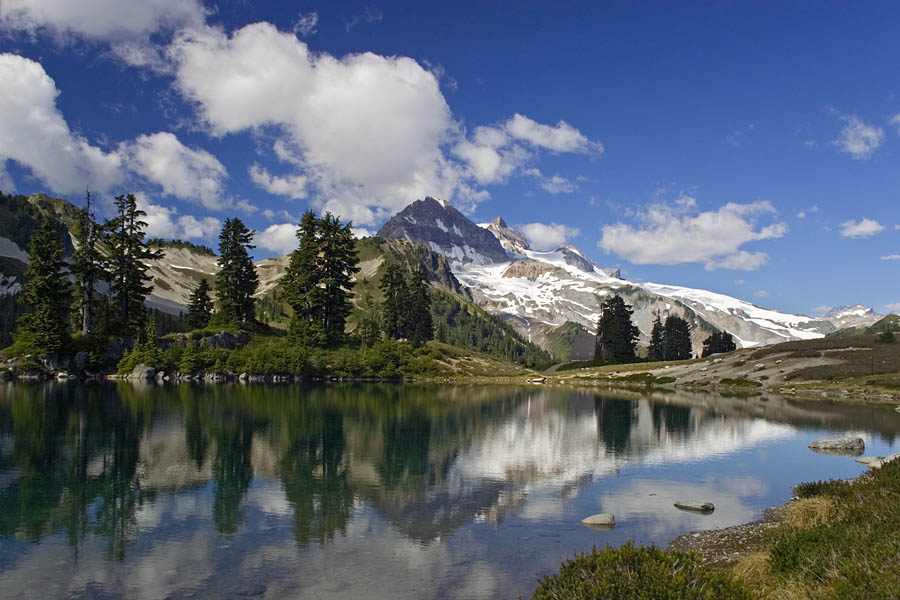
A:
283;210;325;345
701;330;737;357
407;266;434;347
187;279;213;330
380;262;407;339
71;191;106;335
595;294;640;363
662;315;693;360
104;194;162;336
355;278;382;346
318;212;359;347
215;218;259;325
649;311;664;361
15;216;72;354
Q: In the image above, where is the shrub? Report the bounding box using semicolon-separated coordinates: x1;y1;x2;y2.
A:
533;542;751;600
719;377;762;388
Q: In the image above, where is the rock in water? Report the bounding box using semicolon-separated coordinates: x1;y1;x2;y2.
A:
130;364;156;380
581;513;616;529
808;437;865;456
674;501;715;513
856;456;883;465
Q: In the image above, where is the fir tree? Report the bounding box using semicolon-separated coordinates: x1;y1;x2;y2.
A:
318;212;359;347
186;279;213;330
215;218;259;325
662;315;692;360
595;294;640;363
380;261;407;339
283;210;326;345
407;266;434;347
70;191;107;335
701;330;737;357
649;311;664;361
15;217;72;354
104;194;162;336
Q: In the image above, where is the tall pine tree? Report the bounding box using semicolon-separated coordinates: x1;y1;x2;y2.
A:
71;191;106;335
104;194;162;336
595;294;640;363
406;266;434;347
215;218;259;325
662;315;693;360
701;330;737;357
649;311;664;361
318;212;359;347
186;279;213;330
15;217;72;354
283;210;326;345
380;262;408;339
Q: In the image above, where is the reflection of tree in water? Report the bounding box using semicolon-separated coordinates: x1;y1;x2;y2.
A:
211;419;254;535
652;402;692;437
376;409;432;489
0;384;147;561
279;408;353;546
184;395;209;470
595;396;637;454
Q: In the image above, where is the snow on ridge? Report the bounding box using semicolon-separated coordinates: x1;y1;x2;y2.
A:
434;218;449;233
0;236;28;263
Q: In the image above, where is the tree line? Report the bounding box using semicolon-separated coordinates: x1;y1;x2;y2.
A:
593;294;737;363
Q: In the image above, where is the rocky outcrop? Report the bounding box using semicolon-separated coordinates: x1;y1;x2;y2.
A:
581;513;616;528
130;364;156;380
482;217;529;255
809;437;865;456
674;501;715;513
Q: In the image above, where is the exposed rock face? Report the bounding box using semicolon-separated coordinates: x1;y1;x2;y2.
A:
376;197;508;264
501;259;561;280
581;513;616;528
482;217;529;255
809;437;865;456
130;364;157;380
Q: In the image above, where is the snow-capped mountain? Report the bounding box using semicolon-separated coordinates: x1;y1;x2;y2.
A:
818;305;881;330
377;197;873;350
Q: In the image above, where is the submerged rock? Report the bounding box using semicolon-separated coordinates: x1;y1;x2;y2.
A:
581;513;615;529
809;437;865;456
856;456;883;465
674;501;715;513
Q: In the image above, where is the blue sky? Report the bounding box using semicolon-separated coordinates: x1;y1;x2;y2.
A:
0;1;898;316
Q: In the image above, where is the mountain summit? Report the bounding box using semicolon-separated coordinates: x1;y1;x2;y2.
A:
376;197;508;264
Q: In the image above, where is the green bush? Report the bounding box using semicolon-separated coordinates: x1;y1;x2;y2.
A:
533;542;751;599
719;377;762;388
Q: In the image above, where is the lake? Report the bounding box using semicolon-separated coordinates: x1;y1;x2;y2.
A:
1;382;898;599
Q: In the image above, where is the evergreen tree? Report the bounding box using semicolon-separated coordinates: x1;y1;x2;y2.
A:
355;278;381;346
701;330;737;357
186;279;213;330
283;211;325;345
15;217;72;354
215;218;259;325
70;191;107;335
104;194;162;336
649;311;664;361
595;295;640;363
380;262;408;339
407;266;434;347
662;315;693;360
318;212;359;347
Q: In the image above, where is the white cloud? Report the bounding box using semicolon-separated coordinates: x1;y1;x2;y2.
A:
884;302;900;315
256;223;298;255
890;114;900;136
834;115;884;160
138;196;221;241
881;254;900;261
249;164;308;199
598;197;787;270
121;132;229;210
0;53;124;194
754;289;769;298
293;11;318;37
518;222;581;251
169;22;599;226
523;168;577;194
840;217;884;238
351;227;374;239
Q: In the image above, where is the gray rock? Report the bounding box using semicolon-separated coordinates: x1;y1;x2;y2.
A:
856;456;883;465
868;453;900;469
130;364;156;380
809;437;865;455
239;372;249;382
581;513;615;528
753;363;766;371
674;501;715;513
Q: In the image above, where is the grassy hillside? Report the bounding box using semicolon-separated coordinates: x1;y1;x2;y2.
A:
545;321;589;362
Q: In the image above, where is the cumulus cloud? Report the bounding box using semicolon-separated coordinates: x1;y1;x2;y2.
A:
834;115;884;160
890;114;900;136
249;164;307;199
138;196;221;241
598;196;787;271
256;223;298;255
523;169;577;194
293;11;318;37
884;302;900;315
121;132;229;210
0;53;124;194
881;254;900;261
518;222;581;251
840;218;884;238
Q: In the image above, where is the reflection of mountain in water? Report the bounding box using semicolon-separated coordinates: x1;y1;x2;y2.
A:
1;383;899;555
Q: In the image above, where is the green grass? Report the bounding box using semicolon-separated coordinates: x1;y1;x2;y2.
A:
719;377;762;388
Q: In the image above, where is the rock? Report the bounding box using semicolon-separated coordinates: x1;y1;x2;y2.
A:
102;337;132;363
809;437;865;456
868;453;900;469
529;376;546;384
200;331;251;349
239;372;249;382
56;372;71;380
712;358;723;364
775;359;783;364
581;513;616;528
130;364;157;380
155;371;166;382
753;363;766;371
856;456;883;465
74;351;89;371
674;501;715;513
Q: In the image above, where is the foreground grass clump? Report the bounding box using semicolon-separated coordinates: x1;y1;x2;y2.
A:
617;372;676;385
719;377;762;388
731;460;900;599
533;542;751;600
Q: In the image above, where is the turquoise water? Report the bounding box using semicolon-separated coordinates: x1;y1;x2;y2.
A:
0;382;898;599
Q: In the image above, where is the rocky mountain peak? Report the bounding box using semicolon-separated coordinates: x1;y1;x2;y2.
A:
376;197;508;264
482;217;530;255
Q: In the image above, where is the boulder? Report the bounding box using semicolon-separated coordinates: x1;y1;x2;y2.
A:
753;363;766;371
581;513;615;529
856;456;883;466
868;453;900;469
674;501;715;513
130;364;156;380
809;437;865;456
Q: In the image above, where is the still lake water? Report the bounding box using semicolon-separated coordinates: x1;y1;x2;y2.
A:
1;382;898;599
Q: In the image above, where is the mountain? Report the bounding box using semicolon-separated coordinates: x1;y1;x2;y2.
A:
827;313;900;338
818;305;882;331
375;197;876;353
